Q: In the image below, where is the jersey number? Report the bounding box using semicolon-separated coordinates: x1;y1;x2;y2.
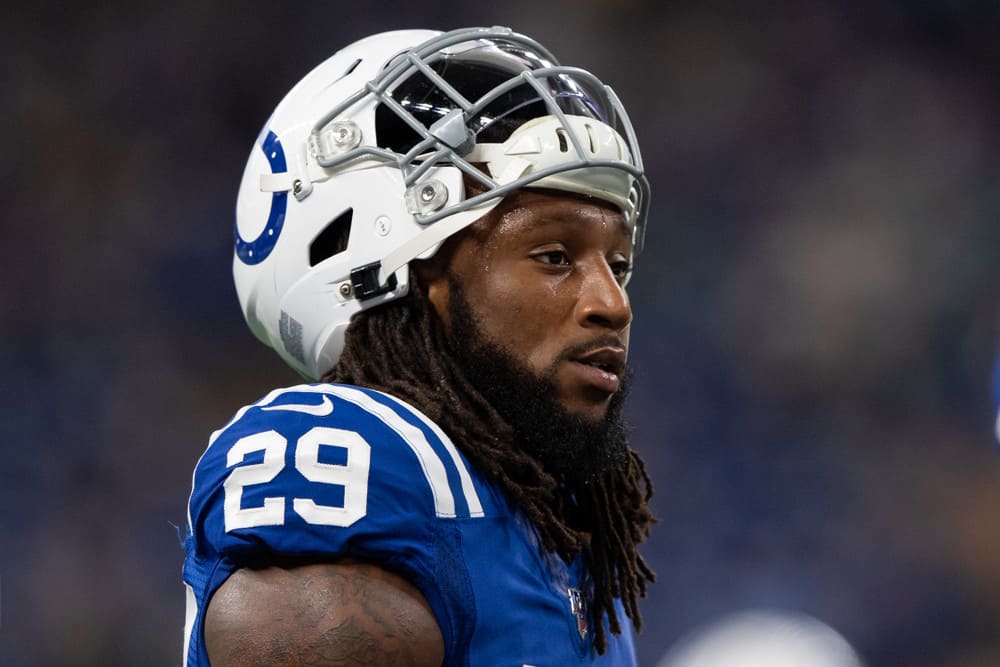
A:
223;427;371;531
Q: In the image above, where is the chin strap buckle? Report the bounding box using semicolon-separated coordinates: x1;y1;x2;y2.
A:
350;262;398;301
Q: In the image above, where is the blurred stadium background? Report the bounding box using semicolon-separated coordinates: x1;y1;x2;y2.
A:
2;2;999;665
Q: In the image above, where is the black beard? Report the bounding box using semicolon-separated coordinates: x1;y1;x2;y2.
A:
445;277;631;484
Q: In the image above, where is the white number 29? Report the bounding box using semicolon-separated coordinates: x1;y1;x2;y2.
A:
222;427;371;532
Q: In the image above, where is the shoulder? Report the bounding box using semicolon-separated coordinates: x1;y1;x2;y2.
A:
184;383;495;665
187;383;486;560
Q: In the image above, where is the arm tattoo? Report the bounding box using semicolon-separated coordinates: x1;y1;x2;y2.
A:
205;560;444;667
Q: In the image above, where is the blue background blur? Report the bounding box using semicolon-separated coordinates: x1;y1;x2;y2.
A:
2;2;999;665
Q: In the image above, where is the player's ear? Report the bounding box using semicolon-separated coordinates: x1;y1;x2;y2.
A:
412;250;453;331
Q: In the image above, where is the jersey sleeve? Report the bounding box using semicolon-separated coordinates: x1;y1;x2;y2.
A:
184;383;485;662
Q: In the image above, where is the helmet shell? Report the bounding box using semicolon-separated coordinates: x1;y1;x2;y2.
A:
233;27;649;379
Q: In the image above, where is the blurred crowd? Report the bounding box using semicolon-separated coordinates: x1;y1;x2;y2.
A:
2;2;998;665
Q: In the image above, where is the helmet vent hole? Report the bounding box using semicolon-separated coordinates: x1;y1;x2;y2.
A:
309;208;353;266
343;58;362;77
556;128;569;153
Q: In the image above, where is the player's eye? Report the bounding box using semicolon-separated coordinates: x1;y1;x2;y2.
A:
610;257;632;280
533;249;571;266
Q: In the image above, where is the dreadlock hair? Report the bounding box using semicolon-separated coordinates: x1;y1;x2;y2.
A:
322;274;656;653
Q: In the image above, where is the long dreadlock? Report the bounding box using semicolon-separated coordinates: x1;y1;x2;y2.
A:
322;277;656;653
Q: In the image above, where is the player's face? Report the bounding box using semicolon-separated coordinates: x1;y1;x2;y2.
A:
425;189;633;422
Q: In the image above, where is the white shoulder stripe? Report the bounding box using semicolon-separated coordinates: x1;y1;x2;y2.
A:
404;403;485;518
321;385;458;518
314;384;483;518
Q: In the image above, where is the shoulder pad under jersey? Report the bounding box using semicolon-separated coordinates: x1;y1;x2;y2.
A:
187;383;486;563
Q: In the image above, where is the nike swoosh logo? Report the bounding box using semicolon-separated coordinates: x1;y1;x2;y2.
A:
261;394;334;417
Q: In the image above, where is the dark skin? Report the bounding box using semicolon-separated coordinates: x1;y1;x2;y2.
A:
204;190;632;666
205;560;443;666
422;188;632;422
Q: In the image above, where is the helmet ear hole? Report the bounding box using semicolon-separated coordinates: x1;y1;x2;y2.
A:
309;209;353;266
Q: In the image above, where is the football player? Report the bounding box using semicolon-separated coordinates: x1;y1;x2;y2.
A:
183;26;654;666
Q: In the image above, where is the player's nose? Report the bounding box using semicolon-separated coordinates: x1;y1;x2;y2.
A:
576;259;632;331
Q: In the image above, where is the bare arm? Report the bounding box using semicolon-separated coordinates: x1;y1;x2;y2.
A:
204;559;445;667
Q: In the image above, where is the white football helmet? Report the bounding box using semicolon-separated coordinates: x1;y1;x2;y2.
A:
233;26;650;379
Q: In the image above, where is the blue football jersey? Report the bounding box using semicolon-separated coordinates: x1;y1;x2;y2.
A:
183;383;637;666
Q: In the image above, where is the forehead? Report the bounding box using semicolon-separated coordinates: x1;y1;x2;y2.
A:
470;189;631;247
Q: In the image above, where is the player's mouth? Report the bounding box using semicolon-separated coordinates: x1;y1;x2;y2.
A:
571;346;626;394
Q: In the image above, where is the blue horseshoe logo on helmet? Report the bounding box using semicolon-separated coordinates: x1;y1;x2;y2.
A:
235;130;287;265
